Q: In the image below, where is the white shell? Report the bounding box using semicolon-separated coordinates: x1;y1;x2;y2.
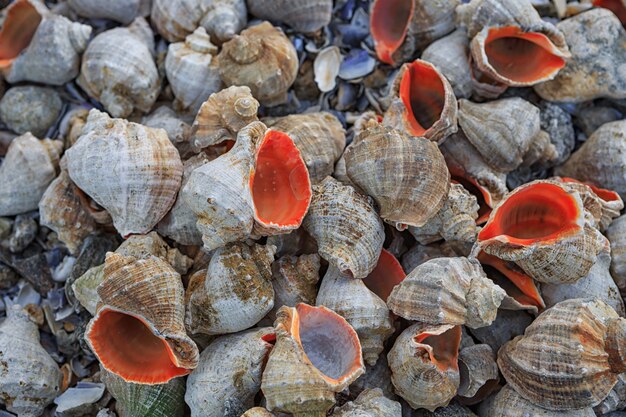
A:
314;46;342;93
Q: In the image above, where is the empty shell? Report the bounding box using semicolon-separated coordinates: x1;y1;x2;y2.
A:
247;0;332;32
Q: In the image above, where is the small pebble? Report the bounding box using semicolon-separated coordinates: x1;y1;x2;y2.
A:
8;214;38;253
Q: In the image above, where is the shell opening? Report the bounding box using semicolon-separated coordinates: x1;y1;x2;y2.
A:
415;326;461;372
561;177;621;203
250;130;312;229
483;26;566;84
400;61;446;137
362;249;406;302
87;309;190;384
451;175;492;224
370;0;414;65
0;0;42;70
593;0;626;24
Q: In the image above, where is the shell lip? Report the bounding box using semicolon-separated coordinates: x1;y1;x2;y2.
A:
560;177;622;203
361;248;406;303
450;174;493;224
413;324;461;373
370;0;415;65
0;0;43;73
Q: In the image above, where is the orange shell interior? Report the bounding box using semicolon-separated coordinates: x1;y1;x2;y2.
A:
87;308;190;384
478;182;582;246
399;60;446;137
483;26;566;84
450;174;493;224
560;177;621;203
362;249;406;302
370;0;414;65
415;325;461;372
250;130;311;229
593;0;626;24
0;0;42;71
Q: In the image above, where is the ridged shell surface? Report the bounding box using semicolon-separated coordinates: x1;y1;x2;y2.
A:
269;254;321;320
331;388;401;417
247;0;332;32
607;214;626;293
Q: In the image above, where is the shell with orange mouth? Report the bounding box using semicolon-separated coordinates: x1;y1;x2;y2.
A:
261;304;365;417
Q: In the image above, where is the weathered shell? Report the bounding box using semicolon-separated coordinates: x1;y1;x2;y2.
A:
345;124;450;229
0;85;62;137
185;327;275;417
115;232;193;276
388;257;505;328
497;298;626;410
0;306;61;417
0;133;63;217
77;18;159;118
457;344;499;402
387;323;461;411
331;389;401;417
302;177;385;279
247;0;332;32
65;110;183;238
242;408;276;417
607;214;626;294
68;0;150;24
269;254;321;321
217;22;298;106
142;106;192;150
72;264;105;315
595;373;626;415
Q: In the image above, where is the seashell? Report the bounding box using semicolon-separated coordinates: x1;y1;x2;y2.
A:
185;242;275;335
267;227;319;258
469;308;533;354
246;0;332;32
349;355;397;401
242;408;276;417
331;388;401;417
101;367;186;417
302;177;385;279
85;253;199;384
115;232;194;276
383;59;458;143
387;323;461;411
476;180;606;284
457;98;540;172
77;18;159;118
361;249;406;307
217;22;298;106
0;0;92;85
265;112;346;184
401;241;459;275
0;133;63;217
64;108;90;149
590;0;626;25
68;0;150;24
0;85;62;137
314;46;342;93
497;298;626;410
269;254;321;321
151;0;247;44
338;49;376;80
388;257;506;328
53;381;105;416
66;110;183;238
345;124;450;229
261;304;365;416
72;264;104;315
165;28;222;114
185;327;275;417
534;8;626;102
370;0;459;65
595;373;626;415
457;344;499;403
142;106;192;150
607;214;626;294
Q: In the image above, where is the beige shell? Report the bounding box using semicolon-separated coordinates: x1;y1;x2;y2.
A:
68;0;150;24
607;214;626;294
0;85;63;137
314;46;341;92
185;327;275;417
269;254;321;321
387;323;461;411
0;305;61;417
302;177;385;279
185;242;275;335
345;124;450;229
0;133;62;216
457;344;499;401
72;263;105;315
242;408;276;417
65;110;183;237
515;129;558;173
142;106;192;152
497;298;626;410
165;28;222;114
77;18;159;118
388;257;505;328
63;108;90;149
115;232;194;276
265;112;346;184
247;0;332;32
534;8;626;102
331;389;401;417
217;22;298;106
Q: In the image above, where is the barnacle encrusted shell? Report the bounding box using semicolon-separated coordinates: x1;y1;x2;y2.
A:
68;0;150;24
261;304;365;416
331;389;401;417
387;323;461;411
0;306;62;417
607;214;626;293
457;344;499;401
247;0;332;32
383;59;458;143
218;22;298;106
387;257;505;328
269;254;321;320
85;253;199;384
302;177;385;279
345;124;450;229
185;327;275;417
498;298;626;410
77;18;159;118
0;133;62;217
66;110;183;238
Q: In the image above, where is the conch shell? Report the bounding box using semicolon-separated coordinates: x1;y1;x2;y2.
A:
607;214;626;294
66;110;183;238
269;254;321;321
68;0;150;24
85;253;199;384
247;0;332;32
0;133;62;217
217;22;298;106
331;389;401;417
261;304;365;416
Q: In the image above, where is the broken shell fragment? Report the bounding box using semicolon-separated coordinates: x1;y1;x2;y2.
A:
72;264;105;315
331;388;401;417
247;0;332;32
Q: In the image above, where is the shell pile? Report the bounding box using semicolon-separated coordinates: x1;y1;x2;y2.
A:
1;0;626;416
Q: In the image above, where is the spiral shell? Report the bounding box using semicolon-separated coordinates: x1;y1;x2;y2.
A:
68;0;150;24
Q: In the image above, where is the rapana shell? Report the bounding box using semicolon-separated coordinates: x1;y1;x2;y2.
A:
115;232;193;276
142;106;192;154
302;177;385;279
595;373;626;415
185;242;276;335
387;323;461;411
387;257;505;328
68;0;150;24
457;344;499;402
331;388;401;417
261;304;365;417
77;18;159;118
165;27;222;114
383;59;458;143
0;306;61;417
85;253;199;384
0;133;62;216
607;214;626;294
217;22;298;106
0;0;92;85
185;327;275;417
247;0;332;32
345;124;450;229
497;298;626;410
269;254;321;321
65;110;183;238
